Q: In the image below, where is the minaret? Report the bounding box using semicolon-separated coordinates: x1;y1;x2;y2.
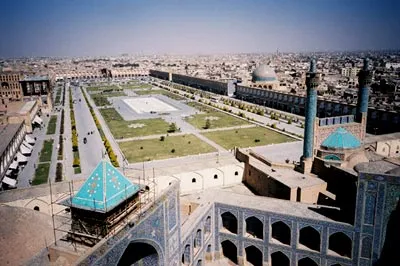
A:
301;59;320;173
356;58;372;140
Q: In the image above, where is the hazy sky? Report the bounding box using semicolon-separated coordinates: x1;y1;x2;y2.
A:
1;0;399;58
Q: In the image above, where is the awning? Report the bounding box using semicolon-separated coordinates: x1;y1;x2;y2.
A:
25;134;35;144
16;152;28;163
20;144;32;155
2;177;17;187
23;140;33;148
33;115;43;125
9;160;19;170
5;169;13;177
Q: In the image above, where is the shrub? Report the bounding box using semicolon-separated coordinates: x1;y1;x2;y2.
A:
271;123;277;129
204;119;211;129
171;148;175;153
254;139;260;143
256;109;265;116
56;163;63;182
168;123;177;133
140;146;143;149
73;157;80;167
287;118;292;124
238;112;246;118
160;136;165;141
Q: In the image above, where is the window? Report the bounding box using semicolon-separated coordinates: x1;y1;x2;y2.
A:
234;171;238;176
33;206;40;211
192;178;196;183
214;174;218;179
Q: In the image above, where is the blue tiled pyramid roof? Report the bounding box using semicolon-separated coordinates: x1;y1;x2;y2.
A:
321;127;361;150
71;160;140;212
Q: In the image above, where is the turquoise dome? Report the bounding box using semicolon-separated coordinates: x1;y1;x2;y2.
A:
252;65;277;82
321;127;361;150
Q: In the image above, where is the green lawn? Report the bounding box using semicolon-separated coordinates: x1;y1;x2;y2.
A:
39;139;54;162
46;115;58;135
87;85;121;92
99;108;174;139
185;102;250;129
121;84;152;89
55;89;62;105
32;163;50;185
90;92;126;106
202;127;295;150
119;134;216;163
134;89;186;100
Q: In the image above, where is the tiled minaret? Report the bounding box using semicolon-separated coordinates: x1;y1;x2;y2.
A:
301;59;320;173
356;58;372;141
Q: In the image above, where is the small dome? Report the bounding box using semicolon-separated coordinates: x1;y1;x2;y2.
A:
252;65;277;82
322;127;361;150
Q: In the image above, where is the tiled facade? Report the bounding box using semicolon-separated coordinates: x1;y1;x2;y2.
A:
77;171;399;266
0;72;23;101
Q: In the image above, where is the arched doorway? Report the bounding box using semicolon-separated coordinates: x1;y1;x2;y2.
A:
270;251;289;266
245;216;264;239
329;232;352;258
271;221;291;245
221;212;238;234
118;242;159;266
221;240;238;264
298;257;318;266
299;226;320;251
245;245;262;266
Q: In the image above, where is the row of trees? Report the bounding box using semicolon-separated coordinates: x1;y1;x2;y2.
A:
69;88;81;170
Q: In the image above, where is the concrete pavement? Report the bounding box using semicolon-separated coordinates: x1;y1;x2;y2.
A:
70;86;105;178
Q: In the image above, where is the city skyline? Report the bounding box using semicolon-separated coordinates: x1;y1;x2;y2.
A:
1;0;400;58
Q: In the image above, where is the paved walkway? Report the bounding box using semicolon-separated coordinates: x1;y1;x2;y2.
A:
70;86;105;178
82;87;125;167
17;88;63;187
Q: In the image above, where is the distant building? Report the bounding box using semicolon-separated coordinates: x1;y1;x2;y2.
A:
19;75;53;111
0;72;23;102
341;67;360;78
385;62;400;69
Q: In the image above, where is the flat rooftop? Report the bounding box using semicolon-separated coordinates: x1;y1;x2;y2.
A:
124;152;239;178
0;122;22;156
251;141;303;164
364;132;400;144
249;156;326;189
0;100;36;115
183;185;347;224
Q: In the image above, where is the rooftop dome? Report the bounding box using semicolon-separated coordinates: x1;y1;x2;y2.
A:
252;64;277;82
321;127;361;150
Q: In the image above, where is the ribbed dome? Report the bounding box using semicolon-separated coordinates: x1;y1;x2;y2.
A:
252;64;277;82
322;127;361;150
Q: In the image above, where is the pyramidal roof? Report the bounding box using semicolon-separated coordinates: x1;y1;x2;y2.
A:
71;160;140;213
322;127;361;150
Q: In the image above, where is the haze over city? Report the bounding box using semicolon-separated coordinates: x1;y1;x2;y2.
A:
1;0;400;58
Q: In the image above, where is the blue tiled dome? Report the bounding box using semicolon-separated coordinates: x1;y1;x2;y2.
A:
252;65;277;82
321;127;361;150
